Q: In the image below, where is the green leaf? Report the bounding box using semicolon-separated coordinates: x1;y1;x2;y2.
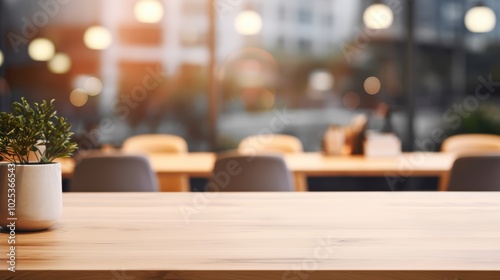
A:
0;98;79;164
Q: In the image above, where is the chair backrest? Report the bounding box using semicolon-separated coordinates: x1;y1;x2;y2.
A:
238;134;303;154
448;155;500;191
122;134;188;154
71;155;158;192
442;134;500;153
209;152;294;192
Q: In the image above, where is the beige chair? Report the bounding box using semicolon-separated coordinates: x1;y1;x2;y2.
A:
122;134;188;154
122;134;189;192
71;155;158;192
442;134;500;153
238;134;303;154
209;152;294;192
238;134;307;191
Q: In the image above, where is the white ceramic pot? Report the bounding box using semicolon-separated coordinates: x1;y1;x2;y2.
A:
0;163;62;231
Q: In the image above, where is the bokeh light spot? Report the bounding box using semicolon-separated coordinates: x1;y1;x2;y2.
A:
465;6;496;33
83;77;103;96
28;38;55;61
48;53;71;74
309;70;334;91
261;89;275;109
84;26;112;50
135;0;164;23
73;75;103;96
364;76;381;95
70;88;89;107
235;10;263;35
363;3;393;29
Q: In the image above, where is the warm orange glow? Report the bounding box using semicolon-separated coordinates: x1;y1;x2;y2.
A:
238;59;264;87
364;76;381;95
261;89;275;109
240;88;275;111
220;47;278;82
70;88;89;107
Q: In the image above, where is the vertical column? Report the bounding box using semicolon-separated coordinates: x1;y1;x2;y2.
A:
405;0;415;151
163;0;182;74
451;0;466;102
99;0;120;117
208;0;218;150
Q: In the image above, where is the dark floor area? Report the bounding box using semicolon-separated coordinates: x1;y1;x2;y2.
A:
63;177;439;192
189;177;439;192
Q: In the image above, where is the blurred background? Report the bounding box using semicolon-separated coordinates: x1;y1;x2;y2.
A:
1;0;500;154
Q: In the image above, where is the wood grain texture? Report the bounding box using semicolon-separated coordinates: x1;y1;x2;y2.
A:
2;271;500;280
1;192;499;279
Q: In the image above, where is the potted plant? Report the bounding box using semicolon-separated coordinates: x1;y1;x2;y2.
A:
0;98;78;231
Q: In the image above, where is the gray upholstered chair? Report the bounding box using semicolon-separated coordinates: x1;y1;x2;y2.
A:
70;155;158;192
447;155;500;191
238;134;307;191
208;152;294;192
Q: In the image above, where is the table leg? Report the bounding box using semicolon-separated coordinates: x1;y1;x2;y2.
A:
438;172;449;192
294;173;308;192
157;174;190;192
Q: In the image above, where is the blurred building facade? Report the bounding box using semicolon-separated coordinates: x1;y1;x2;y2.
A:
1;0;500;152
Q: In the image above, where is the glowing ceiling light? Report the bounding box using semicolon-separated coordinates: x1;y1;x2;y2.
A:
235;10;263;35
0;50;4;67
135;0;164;23
48;53;71;74
363;3;393;30
84;26;113;50
28;38;55;61
465;4;496;33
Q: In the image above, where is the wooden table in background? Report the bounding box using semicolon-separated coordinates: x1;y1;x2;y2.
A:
58;152;457;192
1;192;499;279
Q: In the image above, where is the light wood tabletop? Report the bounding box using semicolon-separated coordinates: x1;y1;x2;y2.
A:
1;192;499;279
58;152;457;192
